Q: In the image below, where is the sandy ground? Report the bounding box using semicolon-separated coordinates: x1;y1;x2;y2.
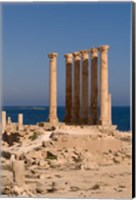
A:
1;123;132;198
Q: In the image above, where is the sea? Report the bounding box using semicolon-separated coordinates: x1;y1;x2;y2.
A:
2;106;130;131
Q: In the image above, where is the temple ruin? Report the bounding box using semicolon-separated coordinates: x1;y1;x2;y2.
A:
48;45;112;126
1;45;112;131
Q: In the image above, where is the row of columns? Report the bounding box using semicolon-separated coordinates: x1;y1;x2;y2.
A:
48;45;111;125
63;45;112;125
48;45;112;126
1;111;23;133
1;45;111;129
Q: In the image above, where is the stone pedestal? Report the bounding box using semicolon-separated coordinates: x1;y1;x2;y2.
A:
2;111;6;133
48;53;58;126
63;54;73;123
108;93;112;125
12;160;25;187
72;52;81;124
80;50;89;124
89;48;98;125
99;45;109;125
18;114;23;131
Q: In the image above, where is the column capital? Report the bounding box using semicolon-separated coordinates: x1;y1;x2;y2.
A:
64;53;73;63
48;53;58;59
90;48;98;57
98;45;109;53
80;50;89;59
72;52;81;61
64;53;73;58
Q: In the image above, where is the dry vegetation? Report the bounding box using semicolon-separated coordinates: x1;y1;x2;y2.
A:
1;123;132;198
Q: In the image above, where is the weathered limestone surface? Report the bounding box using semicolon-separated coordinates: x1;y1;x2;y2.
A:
99;45;109;125
7;117;12;125
108;93;112;125
89;48;98;125
2;111;6;133
72;52;81;123
63;54;73;123
18;114;23;131
48;53;58;126
80;50;89;124
12;160;25;187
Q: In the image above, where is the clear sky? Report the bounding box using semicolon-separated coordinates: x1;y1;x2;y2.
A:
2;2;131;106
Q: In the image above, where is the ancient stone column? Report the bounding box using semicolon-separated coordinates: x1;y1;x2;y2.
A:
72;52;81;124
108;93;112;125
99;45;109;125
7;117;12;125
63;54;73;123
48;53;58;126
18;114;23;131
80;50;89;124
89;48;98;125
2;111;6;133
12;160;25;187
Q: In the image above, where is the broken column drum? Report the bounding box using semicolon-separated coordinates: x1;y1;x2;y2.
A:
2;111;6;133
12;160;25;187
18;114;23;131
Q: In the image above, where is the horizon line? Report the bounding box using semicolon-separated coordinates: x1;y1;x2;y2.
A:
2;105;131;107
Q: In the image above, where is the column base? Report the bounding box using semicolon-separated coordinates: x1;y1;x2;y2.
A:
48;116;59;126
97;124;117;133
71;115;80;124
70;117;80;124
88;117;98;125
17;125;24;131
63;115;72;123
79;116;88;125
99;119;111;126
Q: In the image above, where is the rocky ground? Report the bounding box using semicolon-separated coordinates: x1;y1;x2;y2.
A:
1;123;132;198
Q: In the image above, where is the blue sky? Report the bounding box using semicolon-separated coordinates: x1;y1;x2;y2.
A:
2;2;131;106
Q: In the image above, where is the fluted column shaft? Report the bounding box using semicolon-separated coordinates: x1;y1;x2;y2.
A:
80;50;89;124
108;93;112;125
90;48;98;124
99;45;109;125
63;54;73;123
71;52;81;123
48;53;58;125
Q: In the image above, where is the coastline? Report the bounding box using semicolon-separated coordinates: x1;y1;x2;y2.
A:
2;106;131;131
